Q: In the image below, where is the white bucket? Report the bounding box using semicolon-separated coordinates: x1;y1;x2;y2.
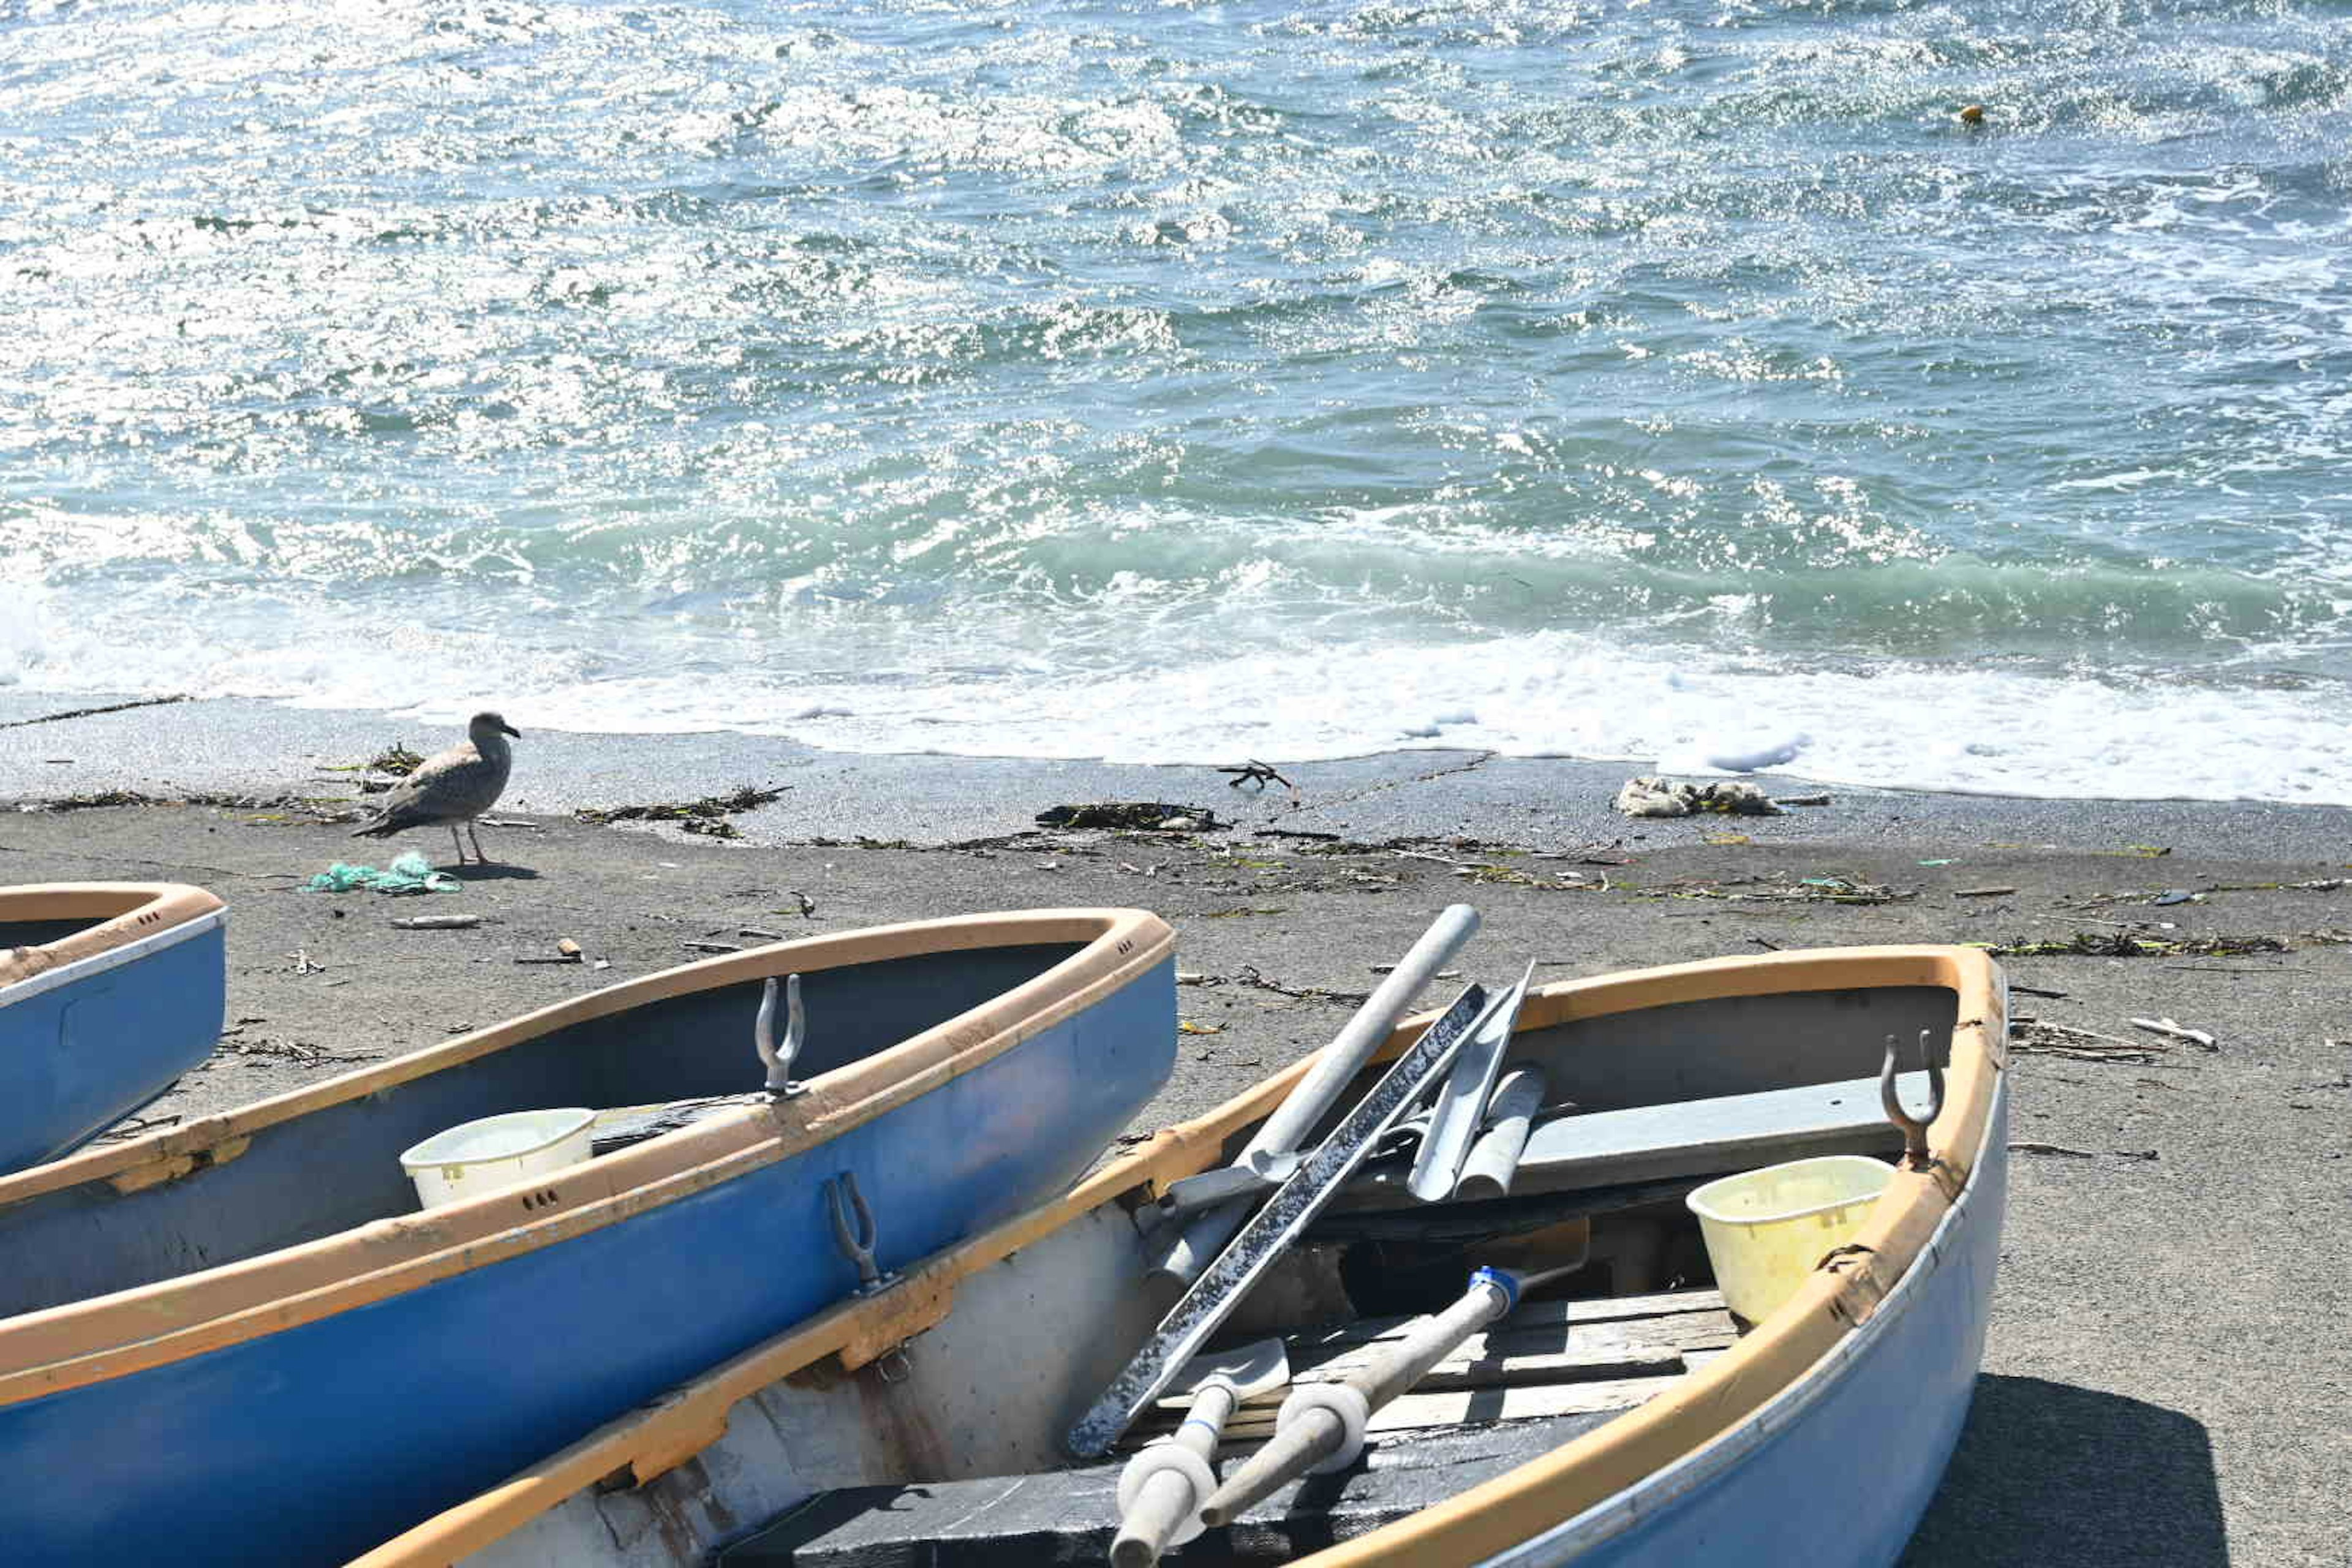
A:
1686;1155;1894;1327
399;1107;596;1209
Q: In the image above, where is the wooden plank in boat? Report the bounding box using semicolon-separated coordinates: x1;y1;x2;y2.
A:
1284;1328;1736;1392
723;1412;1633;1566
1204;1370;1688;1444
1279;1297;1740;1363
1277;1285;1728;1353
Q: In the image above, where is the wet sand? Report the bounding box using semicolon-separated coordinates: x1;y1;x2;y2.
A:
3;695;2347;1566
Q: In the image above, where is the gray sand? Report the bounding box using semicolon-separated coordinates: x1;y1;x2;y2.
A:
2;693;2347;1565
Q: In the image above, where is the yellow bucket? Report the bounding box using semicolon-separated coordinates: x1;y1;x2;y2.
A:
1686;1155;1894;1327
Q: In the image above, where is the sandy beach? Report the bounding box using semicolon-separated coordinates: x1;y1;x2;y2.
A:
4;695;2348;1566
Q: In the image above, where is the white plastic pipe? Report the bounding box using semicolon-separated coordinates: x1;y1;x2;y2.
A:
1455;1063;1549;1200
1150;905;1482;1284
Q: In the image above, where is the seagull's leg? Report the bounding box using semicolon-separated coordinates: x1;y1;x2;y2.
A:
468;820;492;864
450;823;470;866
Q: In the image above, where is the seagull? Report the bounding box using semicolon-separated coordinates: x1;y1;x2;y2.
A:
350;712;521;866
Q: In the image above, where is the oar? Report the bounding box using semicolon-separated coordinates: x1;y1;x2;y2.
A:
1109;1338;1289;1568
1150;903;1482;1284
1197;1264;1562;1527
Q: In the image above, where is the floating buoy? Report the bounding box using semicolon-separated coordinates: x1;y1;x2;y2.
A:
1959;104;1986;125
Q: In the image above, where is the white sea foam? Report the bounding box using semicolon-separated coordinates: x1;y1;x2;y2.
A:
12;589;2346;806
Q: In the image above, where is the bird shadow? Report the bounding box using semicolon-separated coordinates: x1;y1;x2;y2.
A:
1900;1373;2227;1566
447;862;541;883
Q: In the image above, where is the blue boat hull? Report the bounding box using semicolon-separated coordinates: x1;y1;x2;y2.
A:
1499;1080;2010;1567
0;918;225;1174
0;951;1174;1566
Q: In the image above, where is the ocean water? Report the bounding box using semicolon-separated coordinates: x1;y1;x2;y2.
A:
3;0;2350;804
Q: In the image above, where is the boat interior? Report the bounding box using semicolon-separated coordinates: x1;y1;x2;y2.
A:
556;976;1966;1568
0;883;224;986
0;940;1091;1326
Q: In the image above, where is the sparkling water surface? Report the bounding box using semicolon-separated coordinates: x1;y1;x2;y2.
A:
4;0;2350;801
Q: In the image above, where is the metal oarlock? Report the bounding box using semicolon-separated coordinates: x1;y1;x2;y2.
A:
826;1171;895;1295
1880;1030;1945;1170
756;974;807;1098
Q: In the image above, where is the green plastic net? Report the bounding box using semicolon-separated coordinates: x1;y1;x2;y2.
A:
302;851;461;895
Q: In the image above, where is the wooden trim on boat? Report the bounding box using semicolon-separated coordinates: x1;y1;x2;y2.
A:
0;908;1174;1406
344;943;2005;1568
0;883;225;991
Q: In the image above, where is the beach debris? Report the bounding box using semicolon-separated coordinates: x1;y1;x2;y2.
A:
576;783;784;840
1036;802;1228;832
1704;832;1751;846
286;949;323;976
737;927;786;942
0;693;192;729
2152;889;2196;907
2130;1016;2218;1051
320;742;428;794
1918;858;1956;866
1776;794;1833;808
2010;984;2068;999
1955;886;2018;898
24;788;163;811
1982;932;2286;959
2011;1017;2164;1062
515;937;583;965
1219;760;1301;802
303;852;461;895
1642;875;1910;907
1613;777;1782;818
1178;1020;1224;1036
390;914;481;930
682;940;743;954
2007;1142;2154;1161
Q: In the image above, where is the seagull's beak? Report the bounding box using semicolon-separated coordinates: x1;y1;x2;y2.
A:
502;723;522;738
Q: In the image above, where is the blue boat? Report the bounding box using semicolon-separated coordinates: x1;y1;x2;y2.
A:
352;943;2007;1568
0;907;1177;1566
0;882;227;1173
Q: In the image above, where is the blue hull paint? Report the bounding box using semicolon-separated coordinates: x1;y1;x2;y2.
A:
1513;1084;2010;1567
0;955;1174;1566
0;921;225;1174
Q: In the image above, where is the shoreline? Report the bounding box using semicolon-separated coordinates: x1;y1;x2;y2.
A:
2;694;2347;1566
7;688;2352;861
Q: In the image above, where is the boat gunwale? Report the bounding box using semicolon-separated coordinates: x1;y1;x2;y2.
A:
0;907;1175;1406
342;942;2005;1568
0;883;226;997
